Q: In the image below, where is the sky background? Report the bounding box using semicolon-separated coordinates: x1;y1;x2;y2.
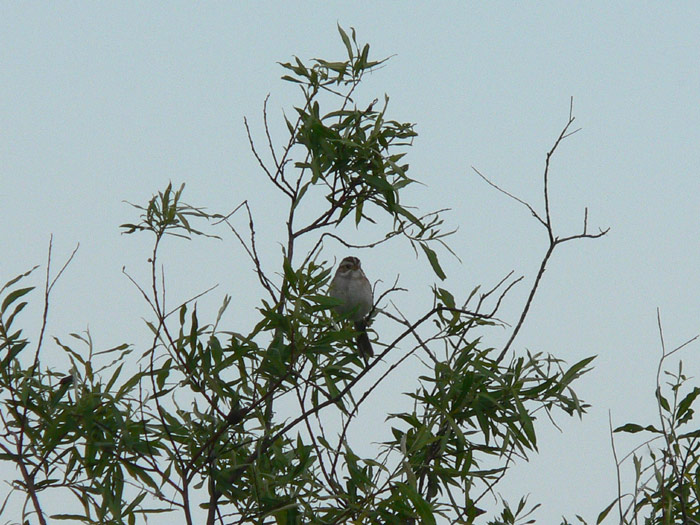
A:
2;3;700;523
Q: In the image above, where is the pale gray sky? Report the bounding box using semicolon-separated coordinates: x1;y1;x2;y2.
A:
2;3;700;523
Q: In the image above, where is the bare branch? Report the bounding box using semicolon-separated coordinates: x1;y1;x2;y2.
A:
47;241;80;296
380;306;438;364
244;117;294;199
163;284;220;320
215;201;278;301
609;412;625;523
494;100;609;362
263;94;280;174
472;166;546;227
34;237;80;368
557;226;610;244
319;231;398;250
497;244;555;362
122;267;158;316
489;274;524;318
656;309;699;358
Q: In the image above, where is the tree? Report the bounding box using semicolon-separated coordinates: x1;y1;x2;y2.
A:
591;310;700;525
1;27;611;524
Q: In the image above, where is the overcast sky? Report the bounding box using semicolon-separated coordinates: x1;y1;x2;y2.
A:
2;3;700;523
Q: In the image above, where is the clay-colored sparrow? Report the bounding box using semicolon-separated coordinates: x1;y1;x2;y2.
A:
328;256;374;361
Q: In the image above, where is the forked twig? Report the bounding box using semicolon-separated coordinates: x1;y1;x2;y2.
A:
33;237;80;368
478;98;610;363
244;117;294;199
215;200;277;301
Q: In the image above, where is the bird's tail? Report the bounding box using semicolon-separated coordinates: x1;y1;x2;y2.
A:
354;320;374;363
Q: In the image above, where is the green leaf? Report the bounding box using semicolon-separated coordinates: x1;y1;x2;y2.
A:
104;363;123;392
420;244;446;280
4;301;29;331
310;294;342;310
1;266;38;294
280;74;302;84
156;359;172;390
52;514;93;521
656;387;671;412
354;197;364;226
513;395;537;448
560;355;596;387
1;286;33;314
613;423;660;434
676;386;700;420
292;182;310;211
116;371;144;400
596;499;617;524
435;288;455;309
283;258;297;288
396;482;436;525
337;24;353;60
364;174;394;192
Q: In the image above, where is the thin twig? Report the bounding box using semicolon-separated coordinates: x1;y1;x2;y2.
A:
33;238;80;368
497;243;555;362
609;411;625;524
215;201;278;301
263;94;280;174
163;284;220;319
471;166;546;228
244;117;294;199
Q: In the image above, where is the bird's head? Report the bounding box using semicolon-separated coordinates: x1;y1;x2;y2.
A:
338;256;361;273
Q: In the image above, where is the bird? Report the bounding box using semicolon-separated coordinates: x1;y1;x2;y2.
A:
328;256;374;361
